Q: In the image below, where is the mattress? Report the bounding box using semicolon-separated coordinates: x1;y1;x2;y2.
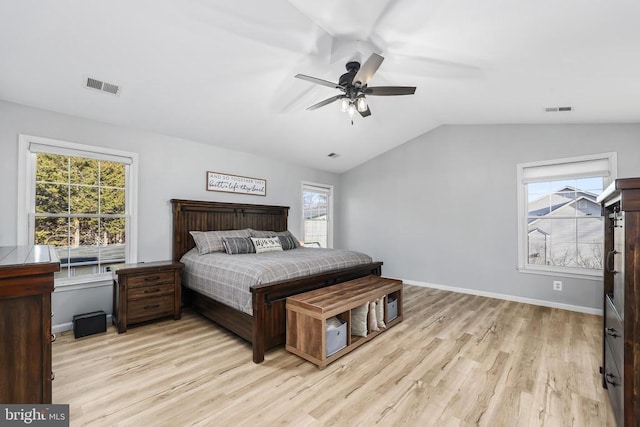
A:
181;247;373;315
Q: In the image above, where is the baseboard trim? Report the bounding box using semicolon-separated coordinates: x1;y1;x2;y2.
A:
53;314;112;334
401;278;603;316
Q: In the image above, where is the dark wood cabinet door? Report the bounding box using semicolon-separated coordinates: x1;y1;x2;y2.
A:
0;245;58;404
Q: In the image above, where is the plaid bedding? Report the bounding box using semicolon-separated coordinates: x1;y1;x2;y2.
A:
181;247;373;315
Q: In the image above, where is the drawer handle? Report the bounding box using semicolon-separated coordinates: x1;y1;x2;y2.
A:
144;276;160;282
51;372;55;381
144;288;161;294
144;304;160;310
605;327;619;338
51;333;56;342
605;373;618;387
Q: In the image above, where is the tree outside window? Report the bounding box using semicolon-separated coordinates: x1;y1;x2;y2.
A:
34;153;127;279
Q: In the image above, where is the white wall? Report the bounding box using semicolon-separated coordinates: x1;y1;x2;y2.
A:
337;124;640;312
0;100;338;329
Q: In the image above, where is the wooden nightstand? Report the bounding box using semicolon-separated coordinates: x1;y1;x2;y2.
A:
112;261;184;333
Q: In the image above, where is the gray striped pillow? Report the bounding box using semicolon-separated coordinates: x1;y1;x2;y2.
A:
221;237;255;255
278;235;298;251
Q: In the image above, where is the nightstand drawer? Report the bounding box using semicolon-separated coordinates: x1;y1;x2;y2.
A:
127;283;174;300
127;271;175;288
128;295;174;322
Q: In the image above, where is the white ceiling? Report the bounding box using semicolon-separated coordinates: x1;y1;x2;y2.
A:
1;0;639;173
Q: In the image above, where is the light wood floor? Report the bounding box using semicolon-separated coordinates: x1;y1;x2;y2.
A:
52;285;615;426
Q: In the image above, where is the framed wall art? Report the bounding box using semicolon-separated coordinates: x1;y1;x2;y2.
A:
206;171;266;196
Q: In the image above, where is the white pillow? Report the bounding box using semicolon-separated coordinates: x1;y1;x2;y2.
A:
351;303;368;337
249;229;301;249
376;297;386;328
250;237;283;254
369;301;379;332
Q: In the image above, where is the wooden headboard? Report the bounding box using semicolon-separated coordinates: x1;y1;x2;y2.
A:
170;199;290;262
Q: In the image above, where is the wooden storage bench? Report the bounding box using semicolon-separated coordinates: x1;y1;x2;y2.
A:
286;275;403;368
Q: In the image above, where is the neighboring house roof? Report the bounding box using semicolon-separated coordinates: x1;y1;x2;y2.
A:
528;186;599;221
528;195;600;227
527;190;603;254
528;228;550;236
527;186;598;214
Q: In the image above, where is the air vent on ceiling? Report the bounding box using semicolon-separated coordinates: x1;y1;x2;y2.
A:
545;106;572;112
85;77;120;96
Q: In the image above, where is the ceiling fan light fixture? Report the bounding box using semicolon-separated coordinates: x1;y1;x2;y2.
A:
340;98;349;112
356;97;367;112
348;103;356;118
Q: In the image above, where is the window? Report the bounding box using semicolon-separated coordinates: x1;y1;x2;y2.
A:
18;135;138;284
517;152;616;279
302;182;333;248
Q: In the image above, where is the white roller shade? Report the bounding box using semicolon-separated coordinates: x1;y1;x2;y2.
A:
303;184;332;195
521;154;613;184
29;142;133;165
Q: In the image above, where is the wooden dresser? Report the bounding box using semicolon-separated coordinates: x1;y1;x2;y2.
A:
0;245;60;404
112;261;184;333
598;177;640;426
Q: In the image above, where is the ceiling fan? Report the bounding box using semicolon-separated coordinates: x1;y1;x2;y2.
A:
295;53;416;122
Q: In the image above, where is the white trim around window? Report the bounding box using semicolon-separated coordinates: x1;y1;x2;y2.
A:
17;134;138;287
301;181;334;248
516;152;617;280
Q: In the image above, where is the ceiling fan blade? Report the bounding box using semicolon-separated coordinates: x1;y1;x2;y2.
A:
359;106;372;118
352;53;384;87
295;74;344;90
306;95;344;111
364;86;416;96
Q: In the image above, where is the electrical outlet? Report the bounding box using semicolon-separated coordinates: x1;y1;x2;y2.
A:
553;280;562;291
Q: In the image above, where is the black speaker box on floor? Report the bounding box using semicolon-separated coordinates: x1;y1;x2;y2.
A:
73;310;106;338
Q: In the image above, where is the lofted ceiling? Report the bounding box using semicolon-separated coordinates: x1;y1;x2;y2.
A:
1;0;639;173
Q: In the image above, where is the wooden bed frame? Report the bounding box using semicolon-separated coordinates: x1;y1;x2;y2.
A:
171;199;383;363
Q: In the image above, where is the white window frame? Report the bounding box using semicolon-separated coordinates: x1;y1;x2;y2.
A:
301;181;334;248
17;134;138;287
516;152;616;280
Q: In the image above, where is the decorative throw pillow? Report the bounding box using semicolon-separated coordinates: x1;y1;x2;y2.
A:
221;237;255;255
250;237;283;254
249;229;301;249
351;303;368;337
278;234;298;251
376;297;386;328
368;301;379;332
190;229;251;254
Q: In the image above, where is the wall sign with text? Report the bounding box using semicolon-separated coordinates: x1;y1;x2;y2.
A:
206;171;266;196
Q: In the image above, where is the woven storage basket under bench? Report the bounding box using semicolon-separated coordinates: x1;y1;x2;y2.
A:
285;275;403;368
